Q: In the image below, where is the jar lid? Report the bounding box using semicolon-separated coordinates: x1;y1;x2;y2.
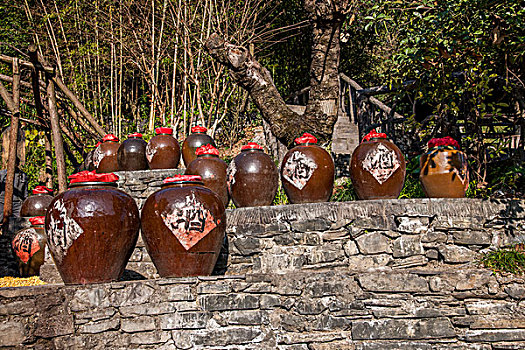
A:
191;125;207;133
29;216;45;226
428;136;460;150
155;127;173;135
128;132;143;138
32;186;52;195
241;142;263;150
163;174;203;184
95;141;101;148
195;144;219;156
362;129;387;143
69;170;119;184
295;133;318;145
103;134;119;142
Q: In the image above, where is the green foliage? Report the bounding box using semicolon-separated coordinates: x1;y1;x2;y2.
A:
273;185;290;206
331;178;358;202
398;156;425;199
480;247;525;275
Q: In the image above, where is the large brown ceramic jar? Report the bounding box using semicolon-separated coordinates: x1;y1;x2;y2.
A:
20;186;54;217
350;130;406;200
94;134;120;173
146;127;181;169
45;171;140;284
185;144;229;207
420;136;469;198
141;175;226;277
118;132;148;171
182;126;216;167
12;216;47;277
281;133;334;203
227;142;278;207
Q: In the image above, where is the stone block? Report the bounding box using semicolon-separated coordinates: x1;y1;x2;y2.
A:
159;311;209;330
352;318;455;340
344;240;359;256
504;283;525;299
0;321;27;346
347;254;393;270
191;327;263;346
121;316;156;333
392;236;424;258
260;295;281;309
355;232;392;255
395;216;431;234
162;284;195;301
358;273;429;292
439;245;478;263
78;317;120;334
128;331;171;345
464;329;525;342
198;294;259;311
452;230;492;245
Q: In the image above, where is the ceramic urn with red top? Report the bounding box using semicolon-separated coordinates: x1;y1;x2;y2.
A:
182;126;216;167
94;134;120;173
45;171;140;284
350;129;406;199
185;144;229;207
146;127;181;169
227;142;279;207
12;216;47;277
20;186;54;217
117;132;148;171
420;136;469;198
281;133;335;203
141;174;226;277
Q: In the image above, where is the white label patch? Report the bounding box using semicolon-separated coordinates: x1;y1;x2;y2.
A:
162;193;218;250
145;143;155;163
93;146;104;168
47;199;84;263
226;160;237;191
362;143;400;184
282;151;318;190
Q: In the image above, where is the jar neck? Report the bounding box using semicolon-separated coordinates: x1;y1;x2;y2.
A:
161;181;203;189
197;154;219;158
241;148;262;153
429;145;458;151
296;142;316;147
68;182;118;189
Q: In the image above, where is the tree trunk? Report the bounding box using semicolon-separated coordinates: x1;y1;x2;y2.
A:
206;0;353;147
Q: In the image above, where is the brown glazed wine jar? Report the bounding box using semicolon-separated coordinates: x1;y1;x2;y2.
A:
227;142;278;207
12;216;47;277
185;144;229;207
146;127;181;169
420;136;469;198
117;132;148;171
94;134;120;173
350;129;406;200
45;171;140;284
281;133;335;204
20;186;54;217
141;175;226;277
182;126;217;167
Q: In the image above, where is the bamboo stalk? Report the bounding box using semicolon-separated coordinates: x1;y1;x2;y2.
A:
46;74;67;193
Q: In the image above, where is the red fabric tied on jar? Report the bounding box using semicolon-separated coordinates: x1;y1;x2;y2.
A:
163;174;203;184
29;216;45;225
362;129;387;143
68;170;119;184
191;126;207;133
241;142;263;150
427;136;460;150
128;132;143;138
103;134;119;142
155;127;173;135
32;186;52;195
295;133;318;145
195;144;219;156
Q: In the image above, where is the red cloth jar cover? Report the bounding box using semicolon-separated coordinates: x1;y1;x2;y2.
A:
362;129;387;143
32;186;52;195
191;126;207;133
29;216;45;225
163;174;202;184
295;133;318;145
427;136;460;150
68;171;119;184
155;127;173;135
241;142;263;150
128;132;143;138
195;144;219;156
102;134;119;142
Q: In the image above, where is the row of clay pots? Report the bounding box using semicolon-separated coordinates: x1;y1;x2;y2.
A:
350;131;469;199
13;172;225;284
81;126;216;173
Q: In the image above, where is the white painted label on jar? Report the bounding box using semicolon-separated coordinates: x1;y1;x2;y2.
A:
226;160;236;191
162;193;218;250
47;198;84;263
362;143;400;184
93;146;104;167
282;151;317;190
145;143;156;163
12;228;40;264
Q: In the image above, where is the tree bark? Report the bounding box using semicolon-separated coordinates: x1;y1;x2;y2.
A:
205;0;353;147
46;75;67;193
1;59;21;224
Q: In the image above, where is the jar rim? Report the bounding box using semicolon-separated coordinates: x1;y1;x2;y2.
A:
68;181;118;188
